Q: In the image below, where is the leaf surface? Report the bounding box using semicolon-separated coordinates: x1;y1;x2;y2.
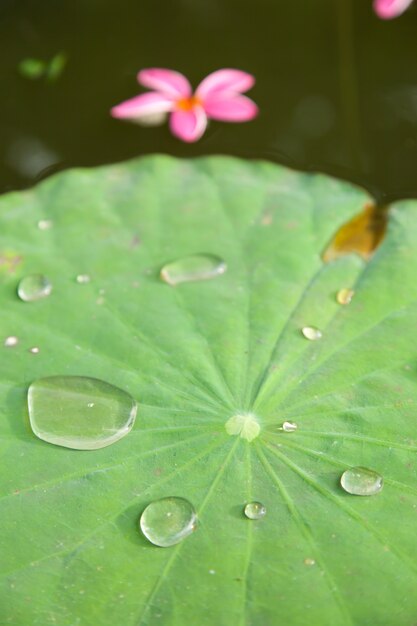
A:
0;156;416;626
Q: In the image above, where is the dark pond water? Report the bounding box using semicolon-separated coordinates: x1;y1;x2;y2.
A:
1;0;416;202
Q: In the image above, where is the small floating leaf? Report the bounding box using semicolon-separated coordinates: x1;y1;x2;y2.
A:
46;52;67;82
18;58;46;80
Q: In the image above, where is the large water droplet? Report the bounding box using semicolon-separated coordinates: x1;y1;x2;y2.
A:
336;288;354;305
340;466;383;496
28;376;137;450
301;326;322;341
160;254;226;286
17;274;52;302
140;497;197;547
244;501;266;520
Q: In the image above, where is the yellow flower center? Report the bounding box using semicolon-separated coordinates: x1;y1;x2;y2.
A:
176;95;202;111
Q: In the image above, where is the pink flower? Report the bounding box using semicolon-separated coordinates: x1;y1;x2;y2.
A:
374;0;414;18
111;68;258;143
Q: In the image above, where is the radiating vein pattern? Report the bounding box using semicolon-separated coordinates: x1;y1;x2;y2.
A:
0;156;416;626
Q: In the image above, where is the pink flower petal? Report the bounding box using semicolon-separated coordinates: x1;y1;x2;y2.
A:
204;93;258;122
111;92;174;119
196;69;255;100
374;0;414;18
169;107;207;142
137;68;192;98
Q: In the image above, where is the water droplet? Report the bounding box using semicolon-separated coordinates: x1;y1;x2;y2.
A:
301;326;322;341
160;254;226;286
336;288;354;305
304;558;315;566
29;347;40;354
37;219;53;230
340;466;383;496
244;501;266;520
139;497;197;547
76;274;91;284
4;336;18;347
281;421;298;432
27;376;137;450
87;402;94;408
17;274;52;302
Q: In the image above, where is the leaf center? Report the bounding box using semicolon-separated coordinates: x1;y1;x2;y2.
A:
225;413;260;442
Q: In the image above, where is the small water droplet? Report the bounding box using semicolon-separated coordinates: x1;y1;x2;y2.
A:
209;569;216;575
87;402;94;408
336;288;354;305
301;326;322;341
4;336;18;347
281;421;298;432
27;376;137;450
160;254;226;286
37;219;53;230
29;346;40;354
340;466;383;496
139;497;197;547
244;501;266;520
17;274;52;302
76;274;91;284
304;558;315;566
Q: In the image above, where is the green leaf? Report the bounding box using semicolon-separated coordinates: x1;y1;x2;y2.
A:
0;156;416;626
46;53;67;82
18;53;67;82
18;58;47;80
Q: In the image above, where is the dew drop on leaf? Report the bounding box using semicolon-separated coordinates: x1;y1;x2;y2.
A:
139;497;197;547
37;219;53;231
160;254;226;286
336;288;354;305
281;421;298;432
4;336;18;347
301;326;322;341
28;346;40;354
76;274;91;284
27;376;137;450
244;502;267;520
340;466;383;496
17;274;52;302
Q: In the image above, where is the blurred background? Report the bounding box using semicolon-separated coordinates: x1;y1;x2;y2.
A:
0;0;416;203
